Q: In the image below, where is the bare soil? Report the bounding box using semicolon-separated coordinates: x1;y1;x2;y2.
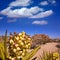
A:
30;42;60;60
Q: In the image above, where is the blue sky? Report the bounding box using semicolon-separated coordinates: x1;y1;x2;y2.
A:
0;0;60;38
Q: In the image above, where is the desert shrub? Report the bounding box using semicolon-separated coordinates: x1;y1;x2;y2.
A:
56;44;60;48
32;34;50;46
58;40;60;43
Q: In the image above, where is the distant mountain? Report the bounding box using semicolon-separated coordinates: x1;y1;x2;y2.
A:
31;34;60;48
32;34;50;40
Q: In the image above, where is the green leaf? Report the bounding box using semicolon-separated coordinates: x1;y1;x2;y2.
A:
22;46;40;60
0;42;5;60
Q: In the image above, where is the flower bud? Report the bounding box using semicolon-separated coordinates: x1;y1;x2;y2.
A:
20;42;24;46
17;47;20;50
22;52;25;56
15;44;18;47
10;39;14;44
9;56;12;59
15;37;19;40
17;56;20;59
25;45;28;49
13;49;16;52
11;58;15;60
18;33;22;36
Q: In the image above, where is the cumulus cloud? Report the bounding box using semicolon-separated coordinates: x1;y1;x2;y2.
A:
40;0;56;6
7;19;17;23
0;0;54;19
9;0;31;7
40;1;48;6
30;10;53;18
32;20;48;25
0;6;44;18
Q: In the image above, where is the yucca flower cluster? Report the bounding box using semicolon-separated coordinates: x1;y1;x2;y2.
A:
8;32;32;60
53;52;60;60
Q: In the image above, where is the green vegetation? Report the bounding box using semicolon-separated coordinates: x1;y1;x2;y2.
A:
0;31;60;60
0;31;40;60
22;46;40;60
38;51;60;60
0;30;8;60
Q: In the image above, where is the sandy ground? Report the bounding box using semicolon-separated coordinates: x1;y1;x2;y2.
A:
30;42;60;60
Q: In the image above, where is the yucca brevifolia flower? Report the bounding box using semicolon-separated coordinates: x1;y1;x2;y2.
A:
53;52;60;60
8;32;32;60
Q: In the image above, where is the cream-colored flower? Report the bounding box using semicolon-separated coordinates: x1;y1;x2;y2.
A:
18;33;22;36
13;49;16;52
15;44;18;47
20;42;24;46
53;52;59;58
10;39;14;44
19;40;22;43
16;37;19;40
22;31;25;35
28;43;31;46
9;56;12;59
22;52;25;56
28;38;31;40
20;56;22;58
24;41;27;44
17;56;20;59
20;51;23;54
11;58;15;60
25;49;28;52
20;37;24;40
56;58;60;60
23;49;26;52
17;47;20;50
25;45;28;48
22;35;25;38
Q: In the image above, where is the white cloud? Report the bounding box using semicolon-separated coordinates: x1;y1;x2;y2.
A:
30;10;53;18
0;6;44;18
7;19;17;23
29;6;44;14
52;0;56;4
40;1;49;6
0;7;11;15
32;20;48;25
48;0;56;4
9;0;31;7
40;0;56;6
0;17;3;20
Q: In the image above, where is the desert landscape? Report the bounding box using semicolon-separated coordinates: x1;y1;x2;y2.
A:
0;31;60;60
0;0;60;60
31;42;60;60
